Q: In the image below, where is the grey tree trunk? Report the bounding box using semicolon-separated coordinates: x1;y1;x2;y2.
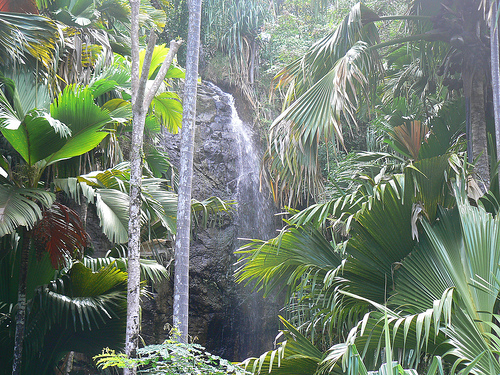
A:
463;50;490;192
173;0;202;344
470;69;490;191
11;230;29;375
491;0;500;188
125;1;181;372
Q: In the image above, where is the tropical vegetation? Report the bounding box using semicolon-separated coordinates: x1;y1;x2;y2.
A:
2;0;500;374
233;0;500;374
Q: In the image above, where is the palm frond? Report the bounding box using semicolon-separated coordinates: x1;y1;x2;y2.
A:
0;12;62;70
82;255;170;284
31;202;88;267
0;184;55;237
240;317;324;375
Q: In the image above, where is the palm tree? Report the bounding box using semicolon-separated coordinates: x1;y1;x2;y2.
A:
266;0;495;206
0;74;118;374
0;229;171;374
235;104;489;372
238;167;500;373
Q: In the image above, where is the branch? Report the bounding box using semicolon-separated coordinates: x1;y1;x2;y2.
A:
143;39;184;111
134;32;158;113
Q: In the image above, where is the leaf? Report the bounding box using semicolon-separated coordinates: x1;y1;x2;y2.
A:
48;85;112;165
31;202;88;267
1;109;71;166
150;92;183;134
95;188;130;244
0;184;55;237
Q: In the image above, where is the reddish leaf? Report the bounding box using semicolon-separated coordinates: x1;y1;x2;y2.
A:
0;0;38;13
393;120;429;160
32;202;88;267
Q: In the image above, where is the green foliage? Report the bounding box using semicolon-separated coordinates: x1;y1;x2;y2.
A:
0;13;62;73
0;255;130;374
95;332;249;374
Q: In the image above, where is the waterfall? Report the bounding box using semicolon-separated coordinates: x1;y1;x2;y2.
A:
157;82;281;361
206;82;275;242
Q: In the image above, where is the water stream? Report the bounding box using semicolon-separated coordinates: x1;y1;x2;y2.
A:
205;82;275;242
205;82;279;358
158;82;281;360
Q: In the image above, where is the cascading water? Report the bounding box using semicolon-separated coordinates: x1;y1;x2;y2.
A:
206;82;275;242
155;82;281;361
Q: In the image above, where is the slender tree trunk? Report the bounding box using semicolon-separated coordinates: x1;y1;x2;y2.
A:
124;107;147;375
124;2;143;373
125;1;181;373
12;229;30;375
463;55;490;192
470;69;490;191
173;0;202;344
491;0;500;189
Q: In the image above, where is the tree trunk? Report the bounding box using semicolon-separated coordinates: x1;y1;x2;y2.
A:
124;2;144;373
173;0;202;344
11;230;30;375
125;1;182;372
491;0;500;189
470;68;490;191
463;51;490;192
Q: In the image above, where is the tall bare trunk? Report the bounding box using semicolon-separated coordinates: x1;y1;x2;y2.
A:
470;69;490;191
173;0;202;344
491;0;500;188
463;54;490;192
11;230;29;375
125;1;181;372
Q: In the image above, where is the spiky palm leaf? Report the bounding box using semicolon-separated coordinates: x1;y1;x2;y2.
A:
320;181;500;374
0;184;55;237
237;154;460;364
0;12;61;71
21;262;128;374
83;255;170;284
240;317;324;375
55;162;231;243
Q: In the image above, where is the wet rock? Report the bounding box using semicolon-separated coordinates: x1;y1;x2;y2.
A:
142;82;282;361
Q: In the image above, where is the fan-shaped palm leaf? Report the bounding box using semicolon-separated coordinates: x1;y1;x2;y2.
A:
1;109;70;166
55;163;231;243
0;12;61;70
0;184;55;237
48;85;112;165
317;180;500;374
83;253;170;283
31;202;88;267
21;262;128;374
240;317;324;375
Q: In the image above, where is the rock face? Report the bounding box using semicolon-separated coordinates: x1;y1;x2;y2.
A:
141;82;281;361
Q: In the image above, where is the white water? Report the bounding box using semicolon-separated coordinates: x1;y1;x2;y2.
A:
206;82;275;242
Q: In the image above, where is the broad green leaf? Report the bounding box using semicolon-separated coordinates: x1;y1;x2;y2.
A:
48;85;112;165
139;44;170;79
150;92;182;134
1;110;70;166
95;188;130;244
